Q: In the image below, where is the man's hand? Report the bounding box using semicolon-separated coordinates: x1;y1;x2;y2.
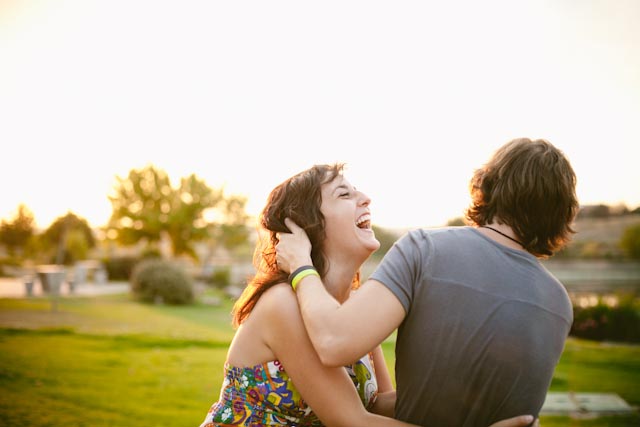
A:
276;218;314;274
489;415;539;427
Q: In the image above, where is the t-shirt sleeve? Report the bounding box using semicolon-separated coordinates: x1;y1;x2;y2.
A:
369;229;427;314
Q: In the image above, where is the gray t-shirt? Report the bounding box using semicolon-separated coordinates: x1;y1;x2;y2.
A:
370;226;572;427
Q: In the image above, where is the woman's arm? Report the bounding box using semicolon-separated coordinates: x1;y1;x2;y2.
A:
491;416;539;427
369;344;396;417
370;390;397;418
371;344;393;393
259;284;538;427
277;218;406;366
260;283;418;427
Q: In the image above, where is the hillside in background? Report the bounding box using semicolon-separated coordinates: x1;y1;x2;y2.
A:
377;208;640;261
364;212;640;288
571;214;640;245
557;213;640;259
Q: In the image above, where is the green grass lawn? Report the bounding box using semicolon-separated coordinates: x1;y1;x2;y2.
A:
0;292;638;427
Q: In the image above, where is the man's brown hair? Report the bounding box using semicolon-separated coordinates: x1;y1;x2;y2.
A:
465;138;579;257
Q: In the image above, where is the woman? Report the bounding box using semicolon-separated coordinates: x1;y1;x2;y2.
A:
198;164;538;427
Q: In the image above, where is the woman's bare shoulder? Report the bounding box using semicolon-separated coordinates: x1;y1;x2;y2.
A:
253;282;301;321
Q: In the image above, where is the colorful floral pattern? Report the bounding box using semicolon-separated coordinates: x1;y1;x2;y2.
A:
198;353;378;426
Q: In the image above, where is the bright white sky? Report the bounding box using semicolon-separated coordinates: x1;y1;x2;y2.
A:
1;0;639;231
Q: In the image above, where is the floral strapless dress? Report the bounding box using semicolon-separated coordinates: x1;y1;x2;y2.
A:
198;353;378;427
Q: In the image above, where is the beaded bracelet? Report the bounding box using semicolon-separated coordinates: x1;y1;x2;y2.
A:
288;265;319;291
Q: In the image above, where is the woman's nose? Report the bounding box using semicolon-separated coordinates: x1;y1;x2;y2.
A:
358;191;371;207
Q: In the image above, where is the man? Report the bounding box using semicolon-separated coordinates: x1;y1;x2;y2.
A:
276;138;578;426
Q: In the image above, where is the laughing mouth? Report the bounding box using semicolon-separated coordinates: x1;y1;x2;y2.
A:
356;214;372;230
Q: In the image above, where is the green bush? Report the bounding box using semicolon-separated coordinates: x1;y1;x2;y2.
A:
620;224;640;259
0;256;22;272
103;256;140;281
571;297;640;343
140;247;163;260
206;266;231;288
130;259;194;305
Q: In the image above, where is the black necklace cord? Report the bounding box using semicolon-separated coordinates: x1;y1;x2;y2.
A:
480;226;523;247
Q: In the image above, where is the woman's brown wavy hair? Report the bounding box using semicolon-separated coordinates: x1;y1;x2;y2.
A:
231;163;359;327
465;138;579;258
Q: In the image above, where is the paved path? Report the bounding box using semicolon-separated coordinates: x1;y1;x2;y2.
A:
541;392;635;416
0;277;129;298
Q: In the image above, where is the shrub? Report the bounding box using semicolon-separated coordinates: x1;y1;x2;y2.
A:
130;259;194;305
103;256;140;281
0;256;27;277
140;247;163;260
206;267;231;288
571;297;640;343
620;224;640;259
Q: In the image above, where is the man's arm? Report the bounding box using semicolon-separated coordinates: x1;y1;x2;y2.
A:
277;218;405;367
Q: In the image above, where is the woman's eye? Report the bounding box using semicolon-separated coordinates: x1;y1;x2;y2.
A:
339;192;350;197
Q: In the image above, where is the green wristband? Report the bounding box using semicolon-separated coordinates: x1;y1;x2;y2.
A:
291;268;319;291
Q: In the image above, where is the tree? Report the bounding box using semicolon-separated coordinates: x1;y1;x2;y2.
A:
210;193;250;251
166;174;224;258
0;204;35;256
65;229;91;262
578;204;611;219
620;224;640;260
107;165;250;259
447;217;467;227
107;165;174;246
42;212;95;265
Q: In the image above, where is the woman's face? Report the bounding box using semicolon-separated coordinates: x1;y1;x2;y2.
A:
319;174;380;260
